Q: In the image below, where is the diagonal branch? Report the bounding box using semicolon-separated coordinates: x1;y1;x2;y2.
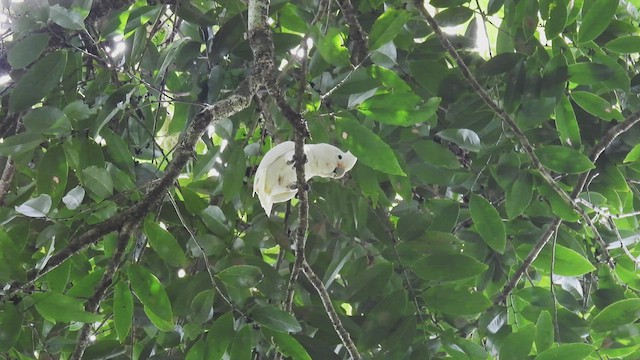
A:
70;220;138;360
301;260;362;360
338;0;368;65
495;111;640;304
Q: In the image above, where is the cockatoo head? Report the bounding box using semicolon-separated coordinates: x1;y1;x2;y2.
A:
308;143;358;179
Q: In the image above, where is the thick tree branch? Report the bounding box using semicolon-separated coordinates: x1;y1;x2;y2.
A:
0;157;15;206
0;86;253;302
338;0;368;65
70;221;137;360
413;1;611;261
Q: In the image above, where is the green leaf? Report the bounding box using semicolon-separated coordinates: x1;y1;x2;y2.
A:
545;0;567;39
217;265;263;288
0;230;27;283
480;53;525;75
206;312;235;360
554;95;581;147
37;144;68;205
568;62;615;85
222;145;246;201
8;33;50;68
577;0;619;43
9;51;67;113
0;132;45;157
101;128;134;173
114;280;133;342
591;299;640;332
32;293;102;323
499;323;536;360
15;194;52;218
536;310;554;352
470;194;506;253
312;27;350;67
263;329;312;360
0;303;22;352
229;325;252;360
624;144;640;163
357;94;440;126
605;36;640;53
433;7;474;26
49;4;87;30
200;205;230;236
336;115;406;176
537;181;580;221
413;140;460;169
369;9;413;50
517;243;596;276
82;166;114;199
436;128;482;152
423;286;491;315
506;171;534;219
251;305;302;333
347;261;393;301
127;264;174;331
411;253;488;282
536;344;595;360
143;219;187;267
535;145;595;174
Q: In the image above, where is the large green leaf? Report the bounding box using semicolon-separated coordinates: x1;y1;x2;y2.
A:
536;344;594;360
9;51;67;113
470;194;506;253
571;91;623;122
263;329;312;360
423;286;491;315
8;33;50;68
251;305;302;333
436;128;482;152
312;27;350;67
517;243;596;276
506;171;534;219
32;293;102;323
114;280;133;342
357;93;439;127
143;219;187;267
535;145;595;174
568;63;615;85
606;36;640;53
411;253;488;282
577;0;619;43
369;8;412;50
127;264;174;331
499;323;536;360
554;95;581;147
217;265;263;288
0;303;23;352
335;115;406;176
545;0;567;39
591;299;640;332
536;310;554;352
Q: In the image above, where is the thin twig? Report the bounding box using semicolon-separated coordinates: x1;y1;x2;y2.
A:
301;260;362;360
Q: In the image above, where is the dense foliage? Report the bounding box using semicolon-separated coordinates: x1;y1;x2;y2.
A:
2;0;640;358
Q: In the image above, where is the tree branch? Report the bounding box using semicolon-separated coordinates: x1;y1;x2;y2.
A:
0;157;15;206
338;0;368;65
494;112;640;304
301;261;361;360
70;221;138;360
413;0;611;261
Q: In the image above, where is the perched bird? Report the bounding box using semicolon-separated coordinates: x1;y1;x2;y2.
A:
253;141;357;215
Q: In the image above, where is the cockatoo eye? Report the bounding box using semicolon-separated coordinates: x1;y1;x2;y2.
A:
338;154;343;160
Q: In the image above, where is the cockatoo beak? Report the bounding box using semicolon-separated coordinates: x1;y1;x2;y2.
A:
333;165;346;178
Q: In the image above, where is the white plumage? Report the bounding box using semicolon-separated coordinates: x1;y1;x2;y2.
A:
253;141;357;215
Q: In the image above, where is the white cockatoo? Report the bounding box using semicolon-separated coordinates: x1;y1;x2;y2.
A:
253;141;357;215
